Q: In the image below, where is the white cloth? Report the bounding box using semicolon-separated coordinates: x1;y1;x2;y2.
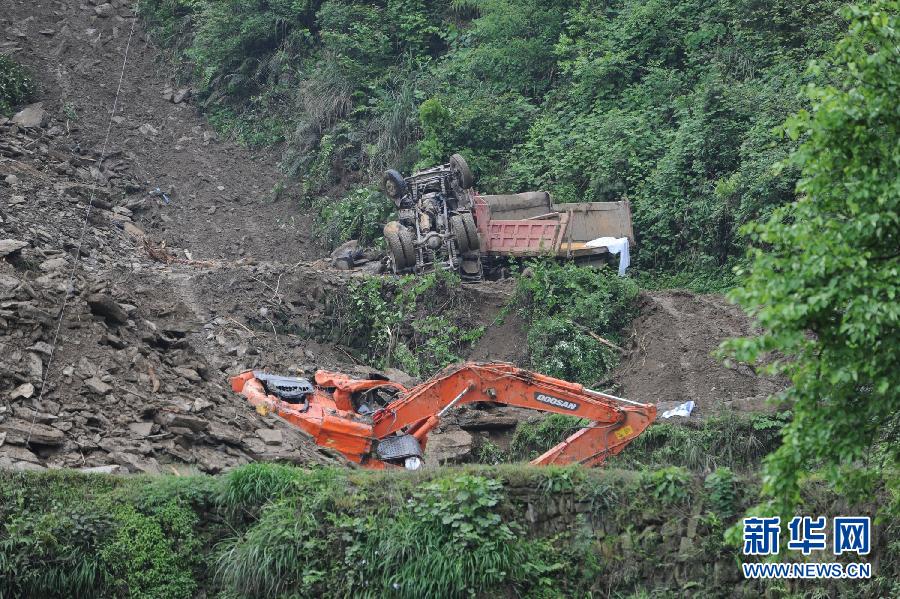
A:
661;401;695;419
585;236;630;276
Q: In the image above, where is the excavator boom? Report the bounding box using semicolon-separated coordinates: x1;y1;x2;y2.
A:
230;362;656;469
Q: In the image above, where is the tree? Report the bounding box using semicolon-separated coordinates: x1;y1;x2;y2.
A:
724;1;899;514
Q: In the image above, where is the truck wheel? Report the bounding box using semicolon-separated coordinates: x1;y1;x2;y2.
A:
397;225;415;265
460;212;480;251
450;215;469;253
384;221;414;270
449;154;474;189
382;169;407;200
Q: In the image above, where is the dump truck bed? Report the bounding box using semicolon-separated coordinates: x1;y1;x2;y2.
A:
473;192;634;260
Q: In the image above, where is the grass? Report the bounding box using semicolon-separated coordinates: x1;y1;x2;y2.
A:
0;461;894;598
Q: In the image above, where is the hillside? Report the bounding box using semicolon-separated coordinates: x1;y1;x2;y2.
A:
1;0;897;597
136;0;845;276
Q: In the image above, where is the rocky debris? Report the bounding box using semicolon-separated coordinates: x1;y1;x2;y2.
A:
11;103;48;128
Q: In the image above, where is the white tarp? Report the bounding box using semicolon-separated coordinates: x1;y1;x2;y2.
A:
585;236;630;276
661;400;695;419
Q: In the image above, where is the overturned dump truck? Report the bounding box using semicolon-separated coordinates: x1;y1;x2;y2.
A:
382;155;634;281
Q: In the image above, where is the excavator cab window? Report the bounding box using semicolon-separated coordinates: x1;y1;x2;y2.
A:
354;386;402;416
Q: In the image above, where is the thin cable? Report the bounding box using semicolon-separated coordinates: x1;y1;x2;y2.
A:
26;18;137;444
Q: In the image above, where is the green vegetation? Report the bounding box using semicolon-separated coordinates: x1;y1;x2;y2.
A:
137;0;846;274
515;260;638;385
328;269;483;376
2;465;895;598
0;55;35;116
722;1;899;516
313;186;395;250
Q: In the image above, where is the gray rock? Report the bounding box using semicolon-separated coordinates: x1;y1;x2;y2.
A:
94;3;115;17
423;429;473;466
128;422;154;437
27;341;53;355
138;123;159;136
9;382;34;400
26;353;43;381
111;451;160;474
256;428;283;446
87;294;129;325
84;377;112;395
208;422;241;445
191;397;213;412
39;257;67;271
0;239;28;257
0;418;66;446
0;273;20;295
157;412;208;432
173;367;201;382
383;368;418;388
172;88;191;104
11;103;48;128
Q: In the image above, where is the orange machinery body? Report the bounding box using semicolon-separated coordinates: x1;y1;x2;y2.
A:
230;362;657;469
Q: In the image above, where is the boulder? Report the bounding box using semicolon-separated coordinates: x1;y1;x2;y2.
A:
423;429;473;466
128;422;154;438
9;382;34;400
0;418;66;446
256;428;283;446
84;377;113;395
11;103;48;128
87;294;129;325
0;239;28;257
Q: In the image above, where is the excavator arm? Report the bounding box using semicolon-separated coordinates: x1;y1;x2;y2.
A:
231;362;655;469
373;362;656;467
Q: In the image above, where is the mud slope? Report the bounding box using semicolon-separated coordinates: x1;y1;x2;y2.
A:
2;0;312;262
612;291;785;416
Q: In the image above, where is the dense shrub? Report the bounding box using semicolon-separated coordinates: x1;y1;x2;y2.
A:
514;260;639;384
0;55;35;116
723;0;900;516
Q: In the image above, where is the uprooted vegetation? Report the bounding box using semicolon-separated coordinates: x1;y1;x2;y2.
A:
2;464;896;598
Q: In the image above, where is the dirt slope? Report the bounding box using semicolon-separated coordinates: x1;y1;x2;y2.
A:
3;0;312;263
612;291;785;416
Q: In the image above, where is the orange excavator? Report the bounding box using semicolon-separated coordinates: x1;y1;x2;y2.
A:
230;362;656;470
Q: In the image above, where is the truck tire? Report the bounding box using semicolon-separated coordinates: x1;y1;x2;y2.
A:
460;212;480;251
384;221;415;270
449;154;474;189
382;169;407;201
450;215;469;253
